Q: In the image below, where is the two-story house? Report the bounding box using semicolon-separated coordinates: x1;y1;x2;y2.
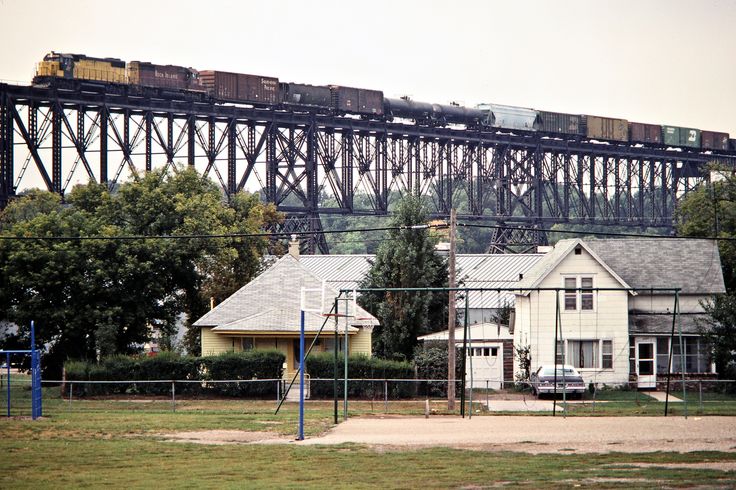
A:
514;238;725;388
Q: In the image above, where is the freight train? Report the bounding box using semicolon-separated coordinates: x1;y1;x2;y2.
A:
33;51;736;152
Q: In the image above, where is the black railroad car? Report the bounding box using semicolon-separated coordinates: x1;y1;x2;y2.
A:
331;86;384;116
538;111;585;136
282;83;332;109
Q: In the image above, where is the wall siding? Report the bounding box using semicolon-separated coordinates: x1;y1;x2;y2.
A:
200;327;233;356
515;248;631;385
350;327;372;356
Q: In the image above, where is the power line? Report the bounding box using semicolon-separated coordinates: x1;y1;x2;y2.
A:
458;223;736;241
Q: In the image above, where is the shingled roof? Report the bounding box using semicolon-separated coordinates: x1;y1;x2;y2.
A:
585;238;725;294
516;238;725;295
193;255;378;333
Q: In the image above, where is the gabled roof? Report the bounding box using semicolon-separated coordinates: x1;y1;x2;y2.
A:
193;255;378;333
515;238;726;296
585;238;725;294
516;239;631;295
299;253;543;309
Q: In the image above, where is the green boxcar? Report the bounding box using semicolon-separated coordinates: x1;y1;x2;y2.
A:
663;125;701;148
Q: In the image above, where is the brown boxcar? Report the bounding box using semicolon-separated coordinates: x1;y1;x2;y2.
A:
701;130;730;151
586;115;628;142
629;122;662;144
128;61;203;92
538;111;585;136
200;70;279;105
282;83;332;108
330;86;384;116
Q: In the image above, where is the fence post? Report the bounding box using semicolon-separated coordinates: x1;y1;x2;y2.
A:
69;383;73;409
486;380;489;409
699;380;703;414
276;379;281;408
384;379;388;413
171;381;176;413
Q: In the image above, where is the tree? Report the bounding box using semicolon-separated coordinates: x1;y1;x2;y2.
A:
0;167;281;375
676;166;736;377
358;196;448;360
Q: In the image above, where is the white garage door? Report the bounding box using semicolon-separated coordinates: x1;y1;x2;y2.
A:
465;343;503;389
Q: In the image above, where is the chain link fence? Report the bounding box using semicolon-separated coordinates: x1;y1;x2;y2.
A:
15;377;734;418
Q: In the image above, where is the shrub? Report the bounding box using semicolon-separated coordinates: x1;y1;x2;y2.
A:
306;352;414;399
414;341;463;397
62;349;285;398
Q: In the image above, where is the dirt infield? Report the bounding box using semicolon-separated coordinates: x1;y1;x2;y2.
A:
301;415;736;453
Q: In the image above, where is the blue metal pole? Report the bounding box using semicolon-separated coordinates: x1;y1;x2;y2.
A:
31;320;37;419
5;352;9;418
298;308;305;441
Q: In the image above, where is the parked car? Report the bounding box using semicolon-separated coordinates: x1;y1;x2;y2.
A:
530;365;586;398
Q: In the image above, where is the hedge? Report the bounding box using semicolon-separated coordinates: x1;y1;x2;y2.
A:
64;350;285;397
305;352;415;399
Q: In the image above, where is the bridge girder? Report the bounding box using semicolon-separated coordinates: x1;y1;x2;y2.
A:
1;84;734;253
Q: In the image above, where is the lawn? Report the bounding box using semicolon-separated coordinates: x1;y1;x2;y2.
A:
3;393;736;488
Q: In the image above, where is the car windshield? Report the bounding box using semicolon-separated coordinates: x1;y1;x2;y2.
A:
541;368;577;377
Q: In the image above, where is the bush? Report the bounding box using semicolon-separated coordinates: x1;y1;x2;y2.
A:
306;352;414;399
202;350;285;397
62;349;285;398
414;342;463;397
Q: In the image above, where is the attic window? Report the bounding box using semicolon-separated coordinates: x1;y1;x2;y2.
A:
574;246;582;255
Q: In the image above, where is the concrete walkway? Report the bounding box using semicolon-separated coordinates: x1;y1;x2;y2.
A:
646;391;683;402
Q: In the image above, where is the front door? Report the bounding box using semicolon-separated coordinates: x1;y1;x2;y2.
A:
635;338;656;389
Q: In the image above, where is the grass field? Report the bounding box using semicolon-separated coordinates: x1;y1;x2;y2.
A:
3;390;736;488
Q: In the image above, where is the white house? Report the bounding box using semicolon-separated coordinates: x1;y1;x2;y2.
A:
514;238;725;388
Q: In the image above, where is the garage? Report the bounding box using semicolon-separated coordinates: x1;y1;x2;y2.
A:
418;322;512;390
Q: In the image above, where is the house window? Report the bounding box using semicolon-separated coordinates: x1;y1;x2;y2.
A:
563;276;594;311
564;277;577;310
656;337;710;374
556;341;565;364
241;337;254;351
602;340;613;369
564;339;613;370
581;277;594;310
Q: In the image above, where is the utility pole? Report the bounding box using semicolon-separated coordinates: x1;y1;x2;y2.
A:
447;208;457;411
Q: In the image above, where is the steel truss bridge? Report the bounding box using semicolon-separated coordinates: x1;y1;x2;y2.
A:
2;83;735;253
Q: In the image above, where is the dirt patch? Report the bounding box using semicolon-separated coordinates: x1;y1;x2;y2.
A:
300;415;736;454
160;430;291;445
609;462;736;471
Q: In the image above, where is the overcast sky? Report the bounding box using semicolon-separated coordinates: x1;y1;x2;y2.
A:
1;0;734;136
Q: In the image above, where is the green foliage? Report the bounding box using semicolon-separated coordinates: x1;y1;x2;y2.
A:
63;350;285;397
0;167;282;376
413;341;462;397
305;351;414;398
358;196;449;360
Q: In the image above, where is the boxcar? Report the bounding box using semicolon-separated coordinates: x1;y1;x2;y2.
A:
331;86;384;116
586;115;628;142
537;111;585;136
200;70;279;105
128;61;203;92
282;83;332;109
629;122;662;145
701;130;730;151
663;125;701;148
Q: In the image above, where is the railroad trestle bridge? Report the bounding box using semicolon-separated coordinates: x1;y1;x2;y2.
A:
2;83;734;252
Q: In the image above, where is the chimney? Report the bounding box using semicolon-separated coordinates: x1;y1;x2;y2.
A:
288;235;300;260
